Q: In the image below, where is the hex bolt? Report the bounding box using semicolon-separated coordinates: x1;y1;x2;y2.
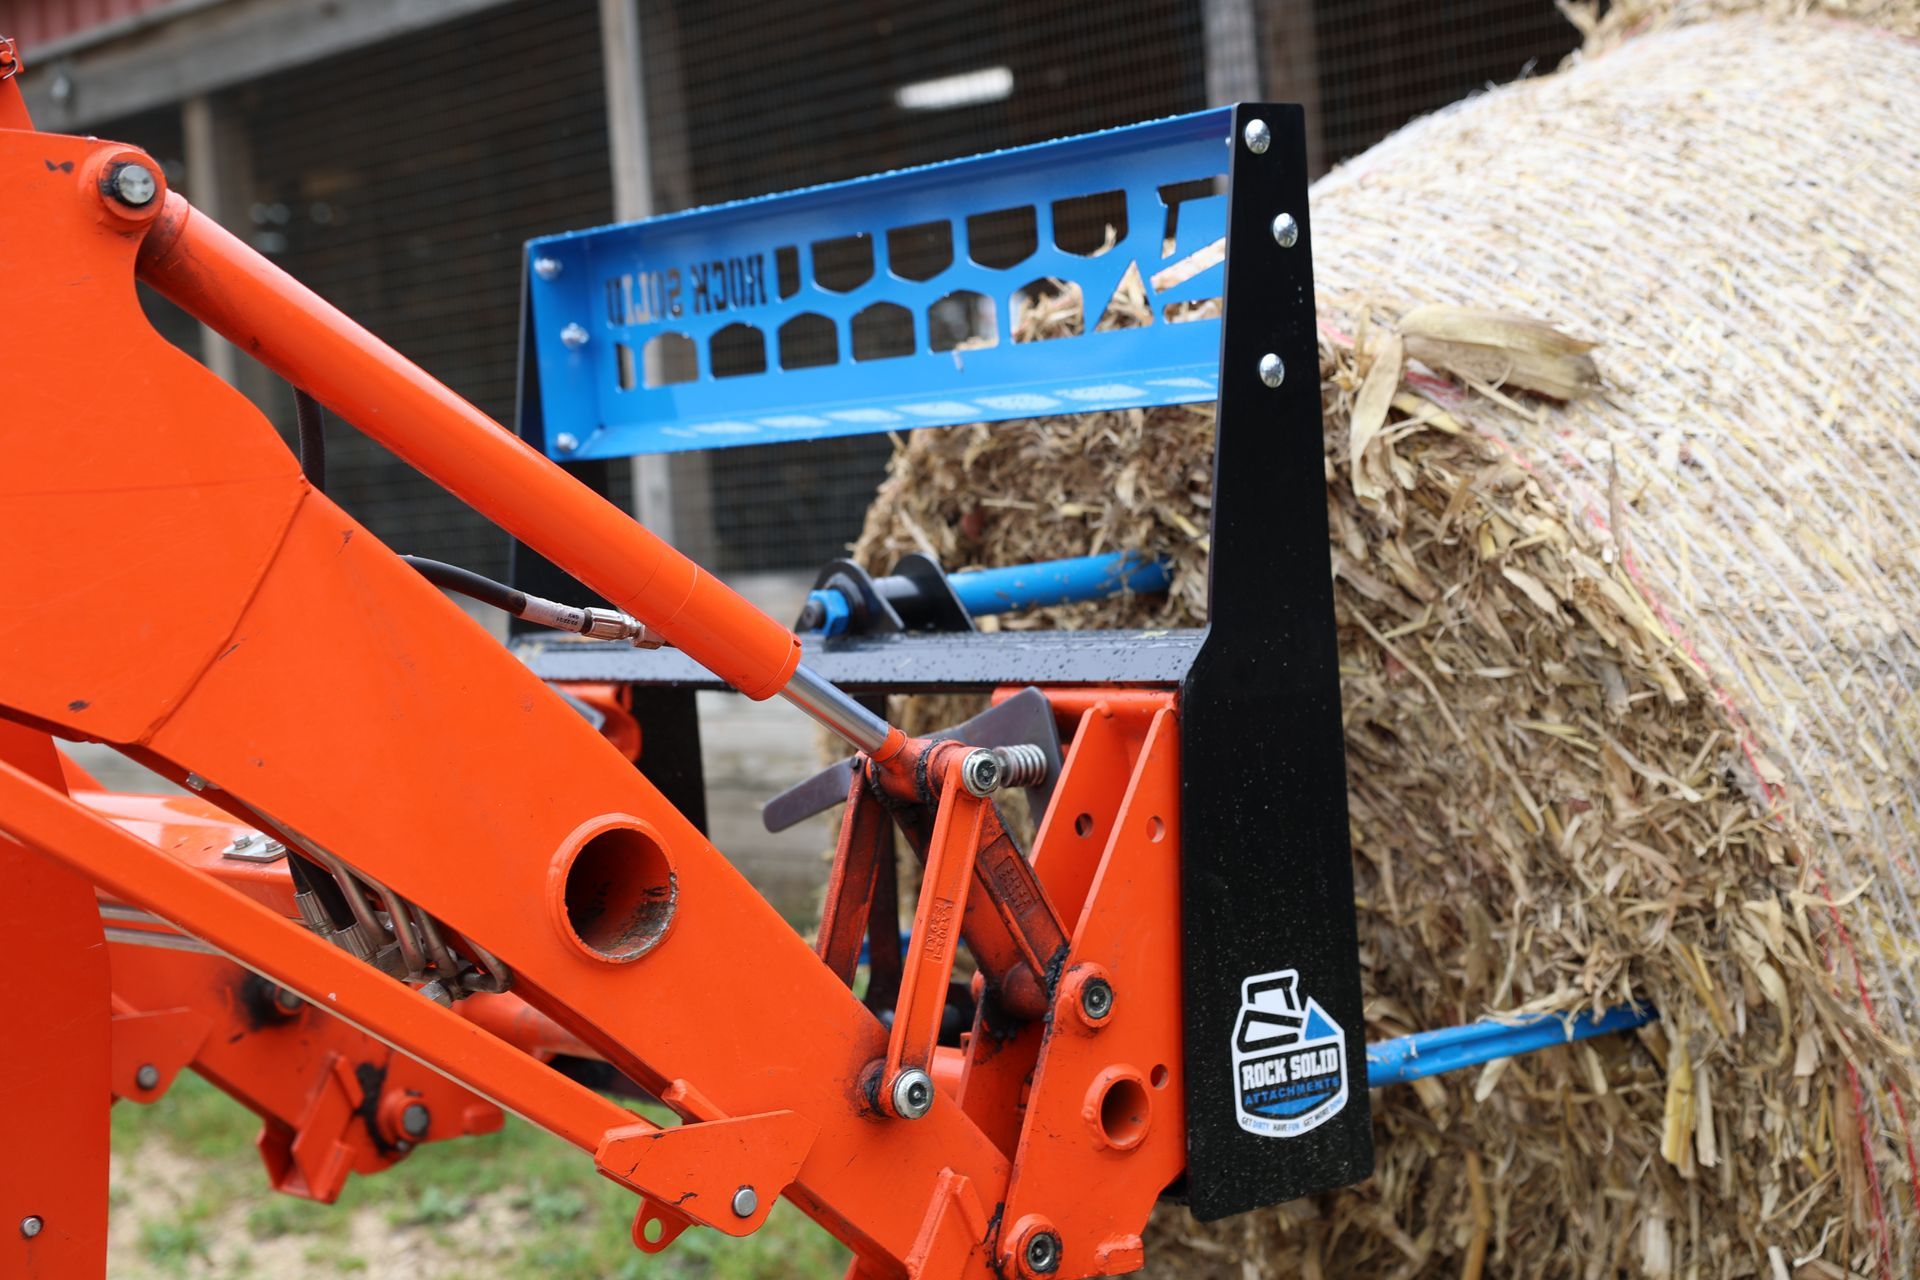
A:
135;1063;160;1091
559;322;590;349
553;432;581;455
1271;211;1299;248
1242;118;1271;155
1258;353;1286;388
730;1186;758;1219
533;257;563;282
960;748;1003;798
400;1102;431;1140
227;834;251;851
890;1067;935;1120
109;162;158;207
1079;977;1115;1022
20;1216;43;1240
1024;1229;1062;1275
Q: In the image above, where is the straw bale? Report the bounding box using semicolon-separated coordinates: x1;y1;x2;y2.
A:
1567;0;1920;48
852;16;1920;1276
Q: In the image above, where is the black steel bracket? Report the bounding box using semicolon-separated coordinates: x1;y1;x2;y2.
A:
1177;104;1371;1219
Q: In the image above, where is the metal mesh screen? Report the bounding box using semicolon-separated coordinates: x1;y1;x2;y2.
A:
636;0;1210;574
231;1;617;579
1308;0;1582;166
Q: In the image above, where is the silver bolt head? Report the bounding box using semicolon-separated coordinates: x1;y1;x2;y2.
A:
960;749;1003;798
400;1102;431;1138
1242;118;1271;154
1271;211;1299;248
1080;977;1115;1021
1024;1230;1061;1274
559;322;590;349
890;1067;935;1119
1258;352;1286;388
533;256;563;282
111;162;158;206
553;432;581;455
20;1215;43;1239
730;1186;758;1218
135;1063;160;1091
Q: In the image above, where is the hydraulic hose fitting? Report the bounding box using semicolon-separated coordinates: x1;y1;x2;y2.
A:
580;606;664;648
293;887;333;936
332;921;377;964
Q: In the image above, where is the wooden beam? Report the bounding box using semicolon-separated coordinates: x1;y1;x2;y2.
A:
21;0;513;131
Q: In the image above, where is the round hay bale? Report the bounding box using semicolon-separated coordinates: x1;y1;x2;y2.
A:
853;15;1920;1276
1570;0;1920;49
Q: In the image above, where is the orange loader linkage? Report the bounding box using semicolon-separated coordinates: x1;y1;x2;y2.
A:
0;37;1384;1279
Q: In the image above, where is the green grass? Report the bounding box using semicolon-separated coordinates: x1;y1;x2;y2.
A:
136;1214;211;1274
114;1071;849;1278
246;1195;333;1241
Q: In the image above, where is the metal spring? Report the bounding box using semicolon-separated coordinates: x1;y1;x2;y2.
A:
991;744;1049;788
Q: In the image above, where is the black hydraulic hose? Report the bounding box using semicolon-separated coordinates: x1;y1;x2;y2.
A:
293;388;326;493
285;843;357;930
399;556;526;616
286;394;523;621
282;387;363;929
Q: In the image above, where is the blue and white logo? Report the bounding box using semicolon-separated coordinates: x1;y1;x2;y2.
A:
1231;969;1348;1138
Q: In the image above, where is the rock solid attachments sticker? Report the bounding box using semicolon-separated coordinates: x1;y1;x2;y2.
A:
1231;969;1349;1137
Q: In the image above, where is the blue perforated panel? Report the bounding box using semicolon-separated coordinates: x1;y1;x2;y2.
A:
526;108;1232;459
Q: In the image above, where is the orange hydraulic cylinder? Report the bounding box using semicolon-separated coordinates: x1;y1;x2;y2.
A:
132;194;802;701
459;993;599;1063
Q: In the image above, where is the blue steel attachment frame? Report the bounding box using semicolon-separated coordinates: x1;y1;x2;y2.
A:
524;109;1234;460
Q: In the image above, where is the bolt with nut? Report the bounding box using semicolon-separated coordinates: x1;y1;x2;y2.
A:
109;162;158;207
1023;1229;1062;1275
960;748;1004;798
1079;977;1115;1022
890;1067;935;1119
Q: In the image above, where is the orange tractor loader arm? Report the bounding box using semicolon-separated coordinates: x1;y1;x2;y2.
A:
0;48;1223;1280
